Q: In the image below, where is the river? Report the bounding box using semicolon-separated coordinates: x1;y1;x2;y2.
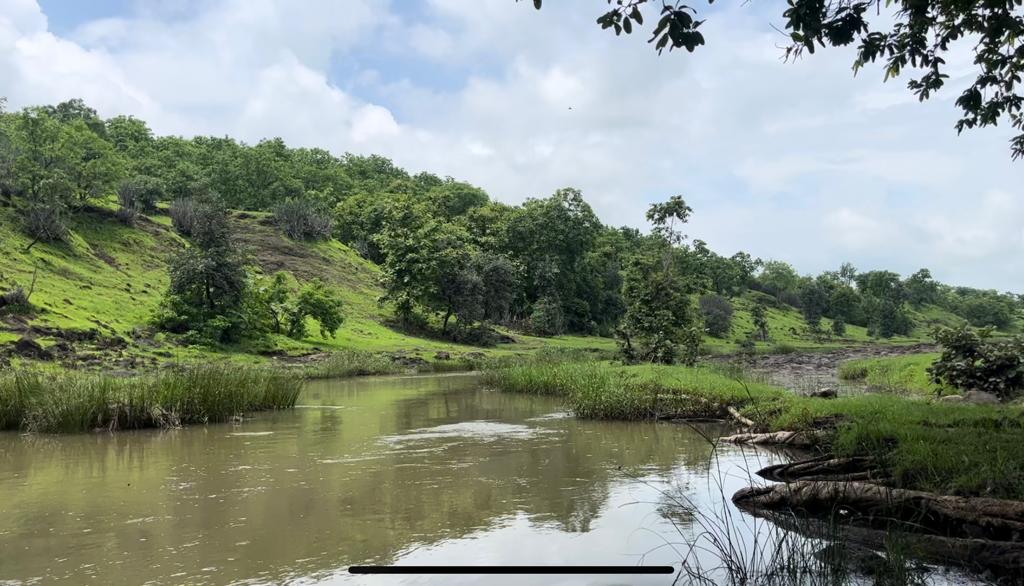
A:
0;373;976;585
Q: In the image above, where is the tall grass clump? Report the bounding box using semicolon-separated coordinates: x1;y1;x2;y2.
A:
307;350;403;379
837;354;947;395
0;365;303;433
483;362;614;397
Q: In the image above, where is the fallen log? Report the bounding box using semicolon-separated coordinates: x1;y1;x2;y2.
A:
726;406;755;428
721;430;823;447
756;455;886;483
732;481;1024;543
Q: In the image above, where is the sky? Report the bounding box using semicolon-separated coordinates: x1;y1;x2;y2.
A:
2;0;1022;291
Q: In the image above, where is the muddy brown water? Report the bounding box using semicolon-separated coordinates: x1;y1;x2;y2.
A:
0;372;978;585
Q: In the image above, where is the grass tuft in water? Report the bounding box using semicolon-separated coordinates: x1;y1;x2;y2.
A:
0;365;303;433
307;350;405;379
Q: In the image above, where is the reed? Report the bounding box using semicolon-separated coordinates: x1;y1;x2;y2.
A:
307;350;404;379
0;365;303;433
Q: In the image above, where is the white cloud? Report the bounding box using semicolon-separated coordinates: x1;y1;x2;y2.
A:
1;0;1021;290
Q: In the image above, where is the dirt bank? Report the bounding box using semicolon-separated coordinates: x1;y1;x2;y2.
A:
709;343;937;394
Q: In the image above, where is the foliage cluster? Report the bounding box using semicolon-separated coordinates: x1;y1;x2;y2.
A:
928;326;1024;401
2;99;1019;351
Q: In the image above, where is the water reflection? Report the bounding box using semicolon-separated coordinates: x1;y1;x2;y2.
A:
1;373;781;585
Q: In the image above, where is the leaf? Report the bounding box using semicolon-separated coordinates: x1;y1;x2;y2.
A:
533;0;542;8
623;18;632;34
631;6;643;25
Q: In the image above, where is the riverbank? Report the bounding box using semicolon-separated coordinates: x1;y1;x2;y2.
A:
0;365;302;433
485;361;1024;500
837;352;950;395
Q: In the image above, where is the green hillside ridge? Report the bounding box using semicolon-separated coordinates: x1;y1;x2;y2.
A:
0;201;964;371
0;203;616;367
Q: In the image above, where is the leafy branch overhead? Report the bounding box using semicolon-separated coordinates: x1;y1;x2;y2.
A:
525;0;1024;160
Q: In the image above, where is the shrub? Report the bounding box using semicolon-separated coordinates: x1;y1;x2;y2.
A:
273;198;333;241
0;286;32;315
736;333;757;354
169;197;197;235
285;279;345;339
115;186;140;225
118;175;164;212
699;294;733;338
831;318;846;337
23;199;68;243
770;342;798;354
928;325;1024;400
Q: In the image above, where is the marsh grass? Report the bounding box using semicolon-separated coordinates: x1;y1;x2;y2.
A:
307;350;404;379
486;360;1024;500
837;353;949;396
0;365;303;433
632;436;932;585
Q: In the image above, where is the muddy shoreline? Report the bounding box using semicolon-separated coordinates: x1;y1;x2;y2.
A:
708;343;937;394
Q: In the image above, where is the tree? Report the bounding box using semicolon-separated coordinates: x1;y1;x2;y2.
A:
273;197;333;241
799;279;831;330
286;279;345;339
526;0;1024;159
699;294;733;338
376;198;486;335
856;270;911;337
154;197;249;342
250;272;292;335
751;301;770;342
529;294;565;336
117;175;165;224
757;261;801;302
959;296;1014;330
475;252;518;323
905;268;939;307
618;196;700;364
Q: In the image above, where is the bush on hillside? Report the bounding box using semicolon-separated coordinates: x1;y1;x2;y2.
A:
699;294;733;338
958;297;1014;330
928;325;1024;400
169;197;197;235
273;198;333;241
285;279;345;339
117;176;165;224
23;198;68;243
831;318;846;337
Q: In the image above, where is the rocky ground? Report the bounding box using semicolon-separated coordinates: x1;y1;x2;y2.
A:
710;343;937;395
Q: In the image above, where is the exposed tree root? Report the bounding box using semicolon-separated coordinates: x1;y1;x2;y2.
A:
756;455;888;484
732;481;1024;543
746;507;1024;575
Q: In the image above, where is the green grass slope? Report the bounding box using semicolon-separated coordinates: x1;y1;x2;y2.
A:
1;203;969;369
0;205;613;368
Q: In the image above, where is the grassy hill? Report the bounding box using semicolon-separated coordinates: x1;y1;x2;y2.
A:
0;202;961;371
0;203;614;369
